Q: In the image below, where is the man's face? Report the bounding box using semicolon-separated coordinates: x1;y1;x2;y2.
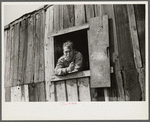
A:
63;46;74;62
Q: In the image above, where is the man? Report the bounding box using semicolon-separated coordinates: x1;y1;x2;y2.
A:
55;41;83;76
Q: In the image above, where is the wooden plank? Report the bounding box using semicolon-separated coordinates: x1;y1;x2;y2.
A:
6;29;11;87
12;23;20;86
137;68;145;101
49;8;55;75
50;70;90;81
44;6;55;101
85;5;95;23
104;88;109;101
5;87;11;102
88;16;110;88
101;5;121;101
28;83;38;102
78;77;91;101
55;81;67;101
51;23;89;37
44;7;51;101
66;79;78;101
127;5;142;69
114;5;136;70
53;5;63;31
94;4;102;17
21;85;29;102
11;86;21;102
63;5;75;29
25;15;34;84
45;81;55;102
34;12;41;83
39;10;45;82
74;5;86;26
18;20;26;85
59;5;63;30
22;19;28;85
4;30;7;70
122;69;141;101
134;5;145;67
109;73;118;101
10;25;15;86
11;85;29;102
115;71;125;101
4;30;8;87
38;82;46;101
53;5;59;31
101;4;113;18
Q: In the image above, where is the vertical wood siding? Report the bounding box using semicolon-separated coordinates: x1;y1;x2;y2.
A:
4;4;145;101
13;23;19;86
26;15;34;84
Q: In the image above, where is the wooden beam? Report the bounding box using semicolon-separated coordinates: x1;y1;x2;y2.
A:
50;70;90;82
114;5;136;70
4;29;9;87
34;12;41;83
54;5;61;31
38;82;46;101
137;68;145;101
55;81;67;101
44;6;55;102
51;23;89;37
74;5;86;26
87;16;110;88
25;15;34;84
116;71;125;101
66;79;78;101
5;87;11;102
63;5;75;29
134;5;145;67
13;23;19;86
85;5;95;23
10;25;15;86
127;5;142;69
104;88;109;101
78;77;91;101
11;85;29;102
39;10;45;82
18;20;26;85
22;19;28;85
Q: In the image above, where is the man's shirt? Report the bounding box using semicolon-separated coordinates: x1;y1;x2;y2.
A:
55;51;83;75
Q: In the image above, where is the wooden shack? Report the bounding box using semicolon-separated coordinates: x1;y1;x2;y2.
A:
4;4;145;102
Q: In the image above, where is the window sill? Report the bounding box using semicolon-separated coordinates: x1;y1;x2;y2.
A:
50;70;90;82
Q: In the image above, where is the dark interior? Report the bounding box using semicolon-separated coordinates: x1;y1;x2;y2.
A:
54;29;90;71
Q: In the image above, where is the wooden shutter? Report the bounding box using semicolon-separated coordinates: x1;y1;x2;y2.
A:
87;15;111;88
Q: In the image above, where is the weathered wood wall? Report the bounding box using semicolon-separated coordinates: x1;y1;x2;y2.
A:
4;4;145;102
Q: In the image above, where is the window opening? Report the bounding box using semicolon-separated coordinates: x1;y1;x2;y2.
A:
54;29;90;71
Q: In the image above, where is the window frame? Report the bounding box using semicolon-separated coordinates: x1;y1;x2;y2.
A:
51;23;90;81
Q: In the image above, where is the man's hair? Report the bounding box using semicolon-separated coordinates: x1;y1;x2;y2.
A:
63;40;74;50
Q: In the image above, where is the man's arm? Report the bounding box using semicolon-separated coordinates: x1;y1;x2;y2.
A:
72;52;83;72
54;58;68;76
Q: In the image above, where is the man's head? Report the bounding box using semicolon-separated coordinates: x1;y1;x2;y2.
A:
63;41;75;62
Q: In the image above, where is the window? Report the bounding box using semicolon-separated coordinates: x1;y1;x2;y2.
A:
54;29;90;71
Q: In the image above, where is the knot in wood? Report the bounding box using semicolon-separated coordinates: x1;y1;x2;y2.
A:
80;80;88;86
31;82;35;88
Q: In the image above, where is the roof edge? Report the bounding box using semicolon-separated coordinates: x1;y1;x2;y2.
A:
4;4;52;30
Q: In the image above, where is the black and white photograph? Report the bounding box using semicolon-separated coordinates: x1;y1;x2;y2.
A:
2;1;148;120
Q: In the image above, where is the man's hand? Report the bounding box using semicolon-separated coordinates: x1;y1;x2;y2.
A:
67;62;75;73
